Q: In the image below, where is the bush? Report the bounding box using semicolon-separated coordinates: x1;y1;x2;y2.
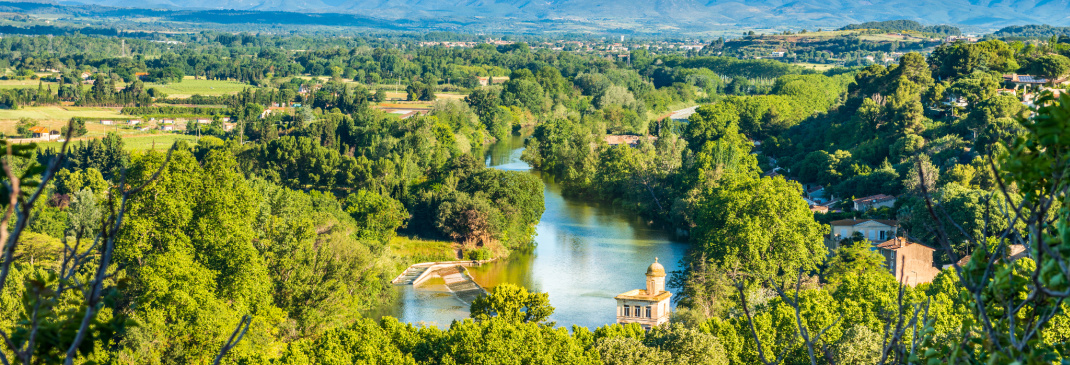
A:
467;248;492;261
61;118;89;138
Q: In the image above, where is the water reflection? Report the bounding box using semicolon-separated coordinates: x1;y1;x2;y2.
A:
375;134;689;329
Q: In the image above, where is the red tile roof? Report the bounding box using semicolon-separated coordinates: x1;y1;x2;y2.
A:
853;194;895;204
829;219;898;227
875;237;931;251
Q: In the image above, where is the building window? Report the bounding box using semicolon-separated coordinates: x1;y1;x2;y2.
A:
880;231;887;240
623;305;630;317
646;306;652;318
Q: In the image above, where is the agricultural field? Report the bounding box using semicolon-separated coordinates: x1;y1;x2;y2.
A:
858;32;932;42
0;106;125;123
143;77;255;97
759;29;936;42
435;92;467;100
0;79;59;89
382;91;408;101
114;133;200;151
792;62;837;71
375;102;434;109
35;132;199;152
377;90;467;101
0;75;254;98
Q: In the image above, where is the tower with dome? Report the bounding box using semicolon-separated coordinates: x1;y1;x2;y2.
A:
614;258;672;329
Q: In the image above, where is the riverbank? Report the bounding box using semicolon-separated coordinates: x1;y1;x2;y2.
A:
370;133;689;329
390;235;457;264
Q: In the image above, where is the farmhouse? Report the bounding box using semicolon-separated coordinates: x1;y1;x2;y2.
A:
29;126;50;139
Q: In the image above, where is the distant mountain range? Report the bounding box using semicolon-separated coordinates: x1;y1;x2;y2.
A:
37;0;1070;32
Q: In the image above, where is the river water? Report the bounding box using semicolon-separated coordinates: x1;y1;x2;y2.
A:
373;134;689;329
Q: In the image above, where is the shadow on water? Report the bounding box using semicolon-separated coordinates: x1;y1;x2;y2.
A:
372;133;689;329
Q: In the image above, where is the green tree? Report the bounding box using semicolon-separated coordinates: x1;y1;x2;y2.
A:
501;78;546;114
114;149;281;362
64;188;100;240
53;167;109;198
15;118;37;138
824;243;887;284
61;118;88;138
594;337;670;365
276;317;416;365
948;71;1000;106
470;283;554;324
831;324;882;365
1027;54;1070;82
645;323;729;365
903;154;939;194
691;175;829;282
344;189;408;244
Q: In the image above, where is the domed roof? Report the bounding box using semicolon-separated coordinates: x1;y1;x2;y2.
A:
646;258;666;277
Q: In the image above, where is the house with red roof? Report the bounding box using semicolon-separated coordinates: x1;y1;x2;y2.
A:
853;194;896;212
29;126;49;138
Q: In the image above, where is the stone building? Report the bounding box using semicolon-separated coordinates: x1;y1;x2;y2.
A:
614;258;672;329
875;237;941;286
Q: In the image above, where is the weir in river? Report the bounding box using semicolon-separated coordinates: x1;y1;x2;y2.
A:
370;134;689;329
392;260;490;303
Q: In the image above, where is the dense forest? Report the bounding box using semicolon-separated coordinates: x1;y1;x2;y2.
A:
839;20;961;36
0;27;1069;365
992;24;1070;40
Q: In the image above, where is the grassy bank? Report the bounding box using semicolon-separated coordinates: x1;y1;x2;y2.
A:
390;235;457;265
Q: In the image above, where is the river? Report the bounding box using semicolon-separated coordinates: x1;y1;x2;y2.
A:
372;134;689;329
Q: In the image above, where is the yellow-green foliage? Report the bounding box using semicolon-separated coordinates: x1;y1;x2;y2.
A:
390;236;456;264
